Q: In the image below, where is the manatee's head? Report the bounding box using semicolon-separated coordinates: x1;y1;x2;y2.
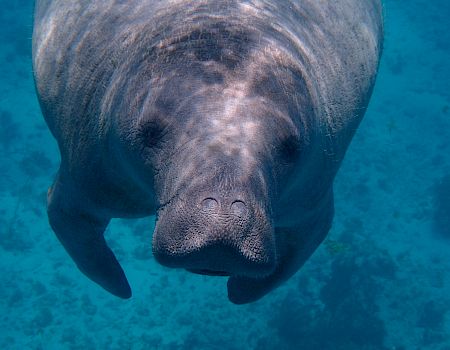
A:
120;22;316;303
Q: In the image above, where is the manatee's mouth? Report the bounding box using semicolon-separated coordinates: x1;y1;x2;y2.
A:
187;268;230;276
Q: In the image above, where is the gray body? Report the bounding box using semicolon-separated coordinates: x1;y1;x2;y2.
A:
33;0;383;304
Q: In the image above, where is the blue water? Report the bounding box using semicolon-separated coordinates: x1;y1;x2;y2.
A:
1;1;449;349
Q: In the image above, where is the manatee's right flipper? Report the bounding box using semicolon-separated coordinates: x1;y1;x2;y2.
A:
47;176;131;298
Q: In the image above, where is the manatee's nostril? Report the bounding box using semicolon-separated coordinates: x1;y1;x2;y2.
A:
201;197;218;210
231;200;247;216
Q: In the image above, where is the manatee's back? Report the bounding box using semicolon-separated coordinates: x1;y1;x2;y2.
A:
283;0;383;167
33;1;125;146
33;1;159;168
33;0;201;166
33;0;382;174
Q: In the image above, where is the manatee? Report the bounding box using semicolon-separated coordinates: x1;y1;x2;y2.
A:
32;0;383;304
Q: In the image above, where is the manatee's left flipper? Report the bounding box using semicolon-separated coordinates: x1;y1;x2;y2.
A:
227;226;328;304
47;177;132;299
228;192;334;304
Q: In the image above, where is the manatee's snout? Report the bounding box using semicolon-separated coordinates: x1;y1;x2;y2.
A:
152;188;276;279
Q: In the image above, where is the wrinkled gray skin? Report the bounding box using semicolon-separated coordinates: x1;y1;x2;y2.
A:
33;0;383;304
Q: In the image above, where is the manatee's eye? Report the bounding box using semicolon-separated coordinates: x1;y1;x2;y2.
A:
140;120;168;149
279;135;301;163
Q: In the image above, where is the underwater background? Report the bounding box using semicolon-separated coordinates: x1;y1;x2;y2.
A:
0;0;449;349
